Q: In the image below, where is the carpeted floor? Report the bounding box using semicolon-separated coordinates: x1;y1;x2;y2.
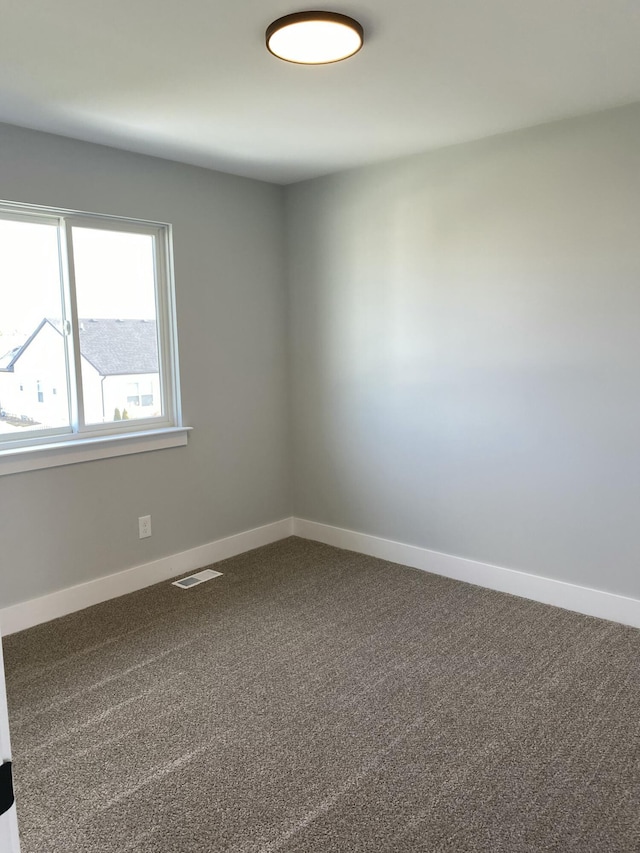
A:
3;537;640;852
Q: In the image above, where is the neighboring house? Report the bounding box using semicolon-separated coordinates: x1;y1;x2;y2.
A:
0;318;160;426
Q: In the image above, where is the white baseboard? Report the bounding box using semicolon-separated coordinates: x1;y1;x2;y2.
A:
292;518;640;630
4;514;639;636
0;517;294;636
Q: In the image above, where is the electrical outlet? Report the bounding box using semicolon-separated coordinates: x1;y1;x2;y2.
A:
138;515;152;539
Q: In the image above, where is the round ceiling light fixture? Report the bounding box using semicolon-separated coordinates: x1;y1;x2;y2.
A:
266;11;364;65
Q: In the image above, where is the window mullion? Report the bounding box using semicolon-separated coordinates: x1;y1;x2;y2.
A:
154;227;178;425
58;219;86;433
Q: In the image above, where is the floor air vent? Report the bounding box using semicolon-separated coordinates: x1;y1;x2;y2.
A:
173;569;223;589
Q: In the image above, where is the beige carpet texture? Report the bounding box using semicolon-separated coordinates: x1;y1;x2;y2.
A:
3;537;640;852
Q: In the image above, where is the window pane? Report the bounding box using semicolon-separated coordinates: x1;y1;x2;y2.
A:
0;218;71;438
71;227;163;425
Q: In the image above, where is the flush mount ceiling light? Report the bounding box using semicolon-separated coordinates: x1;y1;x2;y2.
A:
266;11;364;65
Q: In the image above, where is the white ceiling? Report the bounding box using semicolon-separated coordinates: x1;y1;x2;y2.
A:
1;0;640;184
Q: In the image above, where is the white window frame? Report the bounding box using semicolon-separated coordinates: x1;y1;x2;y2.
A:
0;200;188;477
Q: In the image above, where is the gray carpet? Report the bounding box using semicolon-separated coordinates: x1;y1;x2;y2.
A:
3;537;640;852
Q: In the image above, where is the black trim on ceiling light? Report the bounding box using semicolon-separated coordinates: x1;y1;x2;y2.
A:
266;11;364;65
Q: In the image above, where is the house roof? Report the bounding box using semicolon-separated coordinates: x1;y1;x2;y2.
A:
0;318;49;372
0;318;159;377
74;319;159;376
0;344;25;371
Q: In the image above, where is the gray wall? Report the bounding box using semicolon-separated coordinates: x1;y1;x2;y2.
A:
0;123;291;608
4;102;640;610
286;102;640;600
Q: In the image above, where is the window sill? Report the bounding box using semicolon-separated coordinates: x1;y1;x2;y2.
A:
0;426;191;477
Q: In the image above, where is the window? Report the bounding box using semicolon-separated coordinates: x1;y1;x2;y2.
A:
0;201;186;474
126;380;154;408
127;381;141;406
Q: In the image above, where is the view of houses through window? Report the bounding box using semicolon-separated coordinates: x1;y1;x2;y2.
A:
0;208;172;445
